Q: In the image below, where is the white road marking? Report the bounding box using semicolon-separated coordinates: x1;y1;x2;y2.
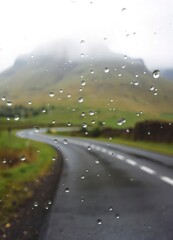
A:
102;148;107;153
108;151;113;156
116;154;125;160
160;176;173;186
66;141;173;186
96;146;101;151
126;159;137;166
91;144;95;149
140;166;155;175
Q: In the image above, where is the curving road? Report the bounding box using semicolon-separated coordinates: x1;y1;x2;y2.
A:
17;129;173;240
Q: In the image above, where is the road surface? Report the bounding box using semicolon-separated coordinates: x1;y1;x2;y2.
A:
17;129;173;240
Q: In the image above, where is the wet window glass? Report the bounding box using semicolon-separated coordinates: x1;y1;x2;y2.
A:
0;0;173;239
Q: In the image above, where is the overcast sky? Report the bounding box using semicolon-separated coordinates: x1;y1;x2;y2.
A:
0;0;173;72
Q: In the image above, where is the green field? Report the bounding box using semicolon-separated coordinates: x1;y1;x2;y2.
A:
0;131;57;226
99;137;173;156
0;106;172;132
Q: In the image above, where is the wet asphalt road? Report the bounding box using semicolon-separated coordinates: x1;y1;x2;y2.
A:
17;129;173;240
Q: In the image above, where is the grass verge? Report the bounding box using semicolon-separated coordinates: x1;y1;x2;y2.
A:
0;131;57;229
48;129;173;156
96;137;173;156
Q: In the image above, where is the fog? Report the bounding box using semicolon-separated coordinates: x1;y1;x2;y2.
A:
0;0;173;72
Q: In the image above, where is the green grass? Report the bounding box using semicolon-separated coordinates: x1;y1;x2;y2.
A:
1;105;171;131
97;137;173;156
49;128;173;156
0;131;57;225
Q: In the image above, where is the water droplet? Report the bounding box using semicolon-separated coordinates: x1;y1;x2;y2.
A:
95;160;100;164
67;122;71;126
78;97;84;103
49;92;55;97
20;155;26;161
52;120;56;124
42;108;46;113
118;73;122;77
28;100;32;105
81;80;86;86
135;74;139;78
117;118;126;126
52;156;56;161
88;146;91;150
91;120;95;124
65;188;70;193
67;93;71;98
60;89;63;93
144;224;151;229
90;70;94;74
109;207;113;211
80;39;85;45
152;70;160;79
33;126;39;133
124;55;127;59
63;139;68;145
115;213;120;219
34;201;38;207
89;111;94;116
1;96;5;101
14;115;19;121
80;53;84;58
81;175;85;180
6;100;12;107
104;67;109;73
134;81;139;86
81;112;86;117
150;85;155;91
122;7;126;12
82;123;87;128
97;219;102;225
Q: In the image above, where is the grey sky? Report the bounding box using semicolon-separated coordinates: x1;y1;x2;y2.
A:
0;0;172;72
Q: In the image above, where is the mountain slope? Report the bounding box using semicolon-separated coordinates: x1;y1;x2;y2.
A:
0;44;173;127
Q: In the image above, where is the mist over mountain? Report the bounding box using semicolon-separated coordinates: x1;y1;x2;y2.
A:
0;39;147;89
161;69;173;81
0;39;173;123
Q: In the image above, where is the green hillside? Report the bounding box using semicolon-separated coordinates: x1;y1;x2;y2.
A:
0;51;173;128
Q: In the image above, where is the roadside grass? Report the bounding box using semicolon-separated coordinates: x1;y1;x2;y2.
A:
0;131;57;226
99;137;173;156
49;129;173;156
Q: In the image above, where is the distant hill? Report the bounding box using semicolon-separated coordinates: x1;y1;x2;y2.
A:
161;69;173;80
0;41;173;126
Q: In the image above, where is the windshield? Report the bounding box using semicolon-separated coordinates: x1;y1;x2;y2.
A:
0;1;173;240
